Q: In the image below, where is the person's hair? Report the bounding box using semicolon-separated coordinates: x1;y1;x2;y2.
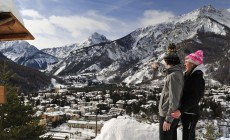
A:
164;57;181;66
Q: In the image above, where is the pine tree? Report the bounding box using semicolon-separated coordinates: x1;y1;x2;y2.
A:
0;62;50;140
203;121;220;140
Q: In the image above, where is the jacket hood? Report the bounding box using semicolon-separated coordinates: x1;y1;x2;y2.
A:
166;64;183;74
192;64;205;74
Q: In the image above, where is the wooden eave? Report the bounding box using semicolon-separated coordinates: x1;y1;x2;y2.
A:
0;12;34;41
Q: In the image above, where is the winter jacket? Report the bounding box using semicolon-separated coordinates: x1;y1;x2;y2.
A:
179;64;205;115
158;64;184;123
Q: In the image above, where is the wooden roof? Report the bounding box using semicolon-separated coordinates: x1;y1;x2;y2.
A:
0;12;34;41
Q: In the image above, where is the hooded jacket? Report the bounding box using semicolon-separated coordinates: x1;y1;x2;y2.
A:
179;64;205;115
158;64;184;123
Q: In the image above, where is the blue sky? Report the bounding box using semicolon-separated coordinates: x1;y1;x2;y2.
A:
14;0;230;49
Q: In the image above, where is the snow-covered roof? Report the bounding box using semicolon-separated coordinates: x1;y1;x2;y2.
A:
0;0;34;40
0;0;23;24
44;111;65;116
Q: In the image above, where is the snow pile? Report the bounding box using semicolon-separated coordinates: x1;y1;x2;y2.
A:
94;116;182;140
0;0;24;24
51;78;65;88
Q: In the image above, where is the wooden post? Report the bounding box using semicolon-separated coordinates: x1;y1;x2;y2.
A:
95;109;98;137
0;85;6;104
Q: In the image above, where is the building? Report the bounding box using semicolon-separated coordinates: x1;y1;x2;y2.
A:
67;120;104;133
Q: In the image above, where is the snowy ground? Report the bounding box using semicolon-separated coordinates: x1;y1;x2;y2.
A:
94;116;182;140
49;123;95;140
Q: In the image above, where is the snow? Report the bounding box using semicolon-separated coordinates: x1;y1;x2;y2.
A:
94;117;182;140
43;123;95;140
201;18;226;35
80;32;109;47
219;137;230;140
0;0;24;24
51;78;65;88
82;64;101;72
0;41;38;61
0;41;58;69
173;8;200;23
54;63;67;75
209;79;222;86
107;48;121;60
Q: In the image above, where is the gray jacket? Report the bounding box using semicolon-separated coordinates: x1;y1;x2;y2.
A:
158;64;184;123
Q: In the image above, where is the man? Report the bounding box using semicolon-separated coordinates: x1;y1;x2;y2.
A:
152;43;184;140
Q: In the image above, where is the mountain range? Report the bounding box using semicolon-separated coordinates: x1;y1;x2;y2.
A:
41;32;110;59
0;53;52;93
0;41;58;70
1;5;230;89
47;5;230;85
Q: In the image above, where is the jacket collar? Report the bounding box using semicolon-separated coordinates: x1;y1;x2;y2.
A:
165;64;183;74
184;64;205;77
191;64;205;74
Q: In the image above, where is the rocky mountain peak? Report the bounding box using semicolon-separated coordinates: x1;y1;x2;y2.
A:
81;32;109;46
199;5;217;13
196;4;223;18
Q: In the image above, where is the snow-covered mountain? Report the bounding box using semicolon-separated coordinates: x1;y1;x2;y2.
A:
41;43;78;59
41;32;110;59
49;5;230;85
0;51;52;93
0;40;58;70
81;32;110;47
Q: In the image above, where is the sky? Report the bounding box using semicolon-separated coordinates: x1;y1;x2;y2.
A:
12;0;230;49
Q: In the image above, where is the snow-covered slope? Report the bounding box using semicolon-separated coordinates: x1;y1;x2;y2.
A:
0;41;58;70
49;5;230;85
41;44;77;59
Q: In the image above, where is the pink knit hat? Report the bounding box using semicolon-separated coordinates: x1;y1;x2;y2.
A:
185;50;203;65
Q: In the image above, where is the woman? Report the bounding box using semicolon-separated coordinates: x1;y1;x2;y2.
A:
152;43;184;140
171;50;205;140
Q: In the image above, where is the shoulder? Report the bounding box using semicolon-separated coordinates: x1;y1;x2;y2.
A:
191;70;204;79
169;70;183;78
168;70;184;83
193;70;203;74
190;70;205;84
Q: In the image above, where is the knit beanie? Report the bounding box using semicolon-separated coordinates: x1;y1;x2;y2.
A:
163;43;180;62
185;50;203;65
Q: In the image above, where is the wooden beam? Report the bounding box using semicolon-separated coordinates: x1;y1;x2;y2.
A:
0;12;34;40
0;33;28;40
0;17;15;26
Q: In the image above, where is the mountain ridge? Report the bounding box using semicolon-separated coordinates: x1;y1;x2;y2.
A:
41;32;110;59
49;5;230;85
0;40;58;70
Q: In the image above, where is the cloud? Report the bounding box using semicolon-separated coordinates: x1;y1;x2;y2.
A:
21;9;136;49
140;10;175;26
23;19;57;35
21;9;44;19
49;10;136;39
49;14;111;38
